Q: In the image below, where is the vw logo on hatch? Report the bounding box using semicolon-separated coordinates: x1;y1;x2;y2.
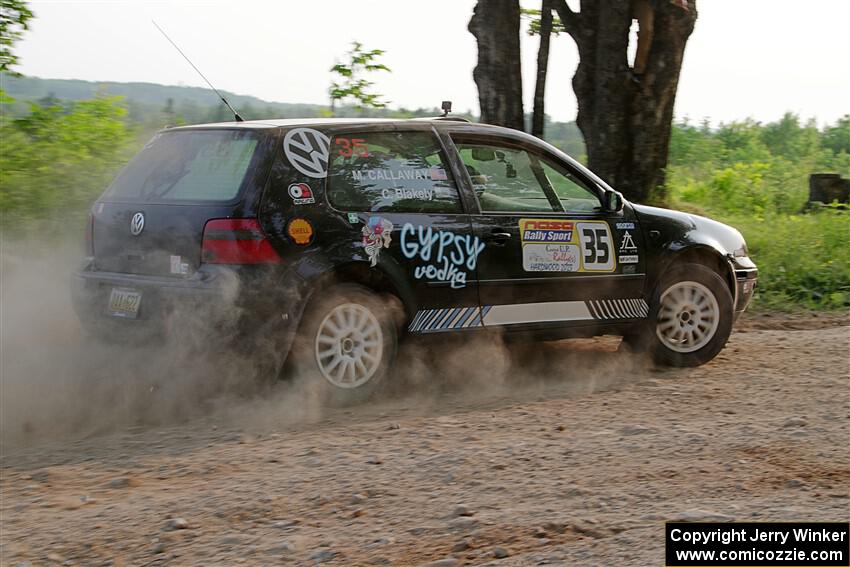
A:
130;212;145;236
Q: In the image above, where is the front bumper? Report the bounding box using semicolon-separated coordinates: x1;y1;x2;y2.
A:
732;261;758;312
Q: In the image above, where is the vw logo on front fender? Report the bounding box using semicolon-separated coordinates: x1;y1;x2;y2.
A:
130;212;145;236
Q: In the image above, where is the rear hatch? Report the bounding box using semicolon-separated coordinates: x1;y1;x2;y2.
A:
93;128;274;276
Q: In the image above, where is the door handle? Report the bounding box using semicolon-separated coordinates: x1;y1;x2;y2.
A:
487;229;512;244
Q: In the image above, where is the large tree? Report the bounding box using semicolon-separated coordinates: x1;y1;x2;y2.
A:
526;1;556;138
468;0;524;131
554;0;697;201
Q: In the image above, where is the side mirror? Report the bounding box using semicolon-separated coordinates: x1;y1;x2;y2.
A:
603;191;624;213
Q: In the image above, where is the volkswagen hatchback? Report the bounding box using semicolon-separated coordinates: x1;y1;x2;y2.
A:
73;117;758;403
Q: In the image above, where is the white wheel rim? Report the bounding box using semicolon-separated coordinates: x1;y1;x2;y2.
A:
314;303;383;389
655;281;720;353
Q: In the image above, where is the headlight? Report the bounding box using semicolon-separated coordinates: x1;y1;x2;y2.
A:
732;244;749;258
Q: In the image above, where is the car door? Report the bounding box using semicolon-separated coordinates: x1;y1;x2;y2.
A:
447;132;648;330
320;124;483;334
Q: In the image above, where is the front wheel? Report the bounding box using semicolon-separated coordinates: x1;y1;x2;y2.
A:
290;284;398;405
626;263;734;367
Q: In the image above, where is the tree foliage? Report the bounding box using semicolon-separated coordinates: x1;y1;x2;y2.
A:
328;41;391;113
0;94;134;230
520;6;565;36
666;114;850;310
0;0;33;75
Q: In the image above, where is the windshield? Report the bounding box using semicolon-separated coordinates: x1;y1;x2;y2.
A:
104;129;262;202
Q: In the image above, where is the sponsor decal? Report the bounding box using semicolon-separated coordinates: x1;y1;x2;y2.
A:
362;216;393;266
283;128;330;179
619;231;637;252
523;244;580;272
169;255;189;275
622;264;637;274
400;224;485;289
615;222;635;230
617;230;638;264
287;182;315;205
519;219;574;242
519;219;615;272
287;218;314;246
347;212;360;224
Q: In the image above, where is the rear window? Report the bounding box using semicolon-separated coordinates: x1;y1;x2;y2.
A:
327;131;462;214
104;130;262;202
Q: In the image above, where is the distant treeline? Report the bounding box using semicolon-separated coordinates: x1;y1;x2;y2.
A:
0;74;587;157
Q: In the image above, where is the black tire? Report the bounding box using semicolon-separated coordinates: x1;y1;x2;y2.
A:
289;284;398;405
626;263;734;367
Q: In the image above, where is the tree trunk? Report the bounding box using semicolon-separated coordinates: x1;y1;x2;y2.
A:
555;0;697;202
532;0;554;138
469;0;525;131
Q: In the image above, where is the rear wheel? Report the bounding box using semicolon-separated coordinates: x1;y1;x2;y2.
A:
291;285;397;405
625;263;733;367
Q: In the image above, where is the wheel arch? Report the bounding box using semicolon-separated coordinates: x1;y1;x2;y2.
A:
652;244;736;301
303;259;415;324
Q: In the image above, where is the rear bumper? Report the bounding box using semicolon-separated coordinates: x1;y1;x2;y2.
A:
71;260;306;349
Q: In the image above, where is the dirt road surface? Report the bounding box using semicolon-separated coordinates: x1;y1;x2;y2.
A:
1;316;848;566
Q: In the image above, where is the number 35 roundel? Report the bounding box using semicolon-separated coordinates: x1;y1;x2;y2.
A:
283;128;331;179
519;219;615;273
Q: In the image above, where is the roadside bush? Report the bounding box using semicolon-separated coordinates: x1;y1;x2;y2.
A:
728;210;849;310
667;113;850;311
0;94;134;236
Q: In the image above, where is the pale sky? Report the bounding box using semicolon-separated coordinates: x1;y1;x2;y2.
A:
13;0;850;125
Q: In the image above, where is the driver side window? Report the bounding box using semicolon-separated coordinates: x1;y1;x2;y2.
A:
454;143;558;213
538;159;601;213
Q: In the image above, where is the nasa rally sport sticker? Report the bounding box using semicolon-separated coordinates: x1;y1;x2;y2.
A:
286;218;314;246
287;182;315;205
519;219;616;272
283;128;331;179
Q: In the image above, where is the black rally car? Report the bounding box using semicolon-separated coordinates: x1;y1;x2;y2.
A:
72;117;757;401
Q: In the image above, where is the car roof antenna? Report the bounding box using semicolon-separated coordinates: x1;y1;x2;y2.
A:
152;20;244;122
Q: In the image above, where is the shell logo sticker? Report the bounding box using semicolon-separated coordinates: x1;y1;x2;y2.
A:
283;128;330;179
287;182;315;205
287;218;314;246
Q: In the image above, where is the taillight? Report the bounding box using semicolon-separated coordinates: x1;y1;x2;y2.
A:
201;219;281;264
85;212;94;256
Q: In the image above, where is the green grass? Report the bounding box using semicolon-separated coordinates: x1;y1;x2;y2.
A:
722;210;849;311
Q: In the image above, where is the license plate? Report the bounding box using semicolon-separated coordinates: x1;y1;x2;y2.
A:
108;288;142;319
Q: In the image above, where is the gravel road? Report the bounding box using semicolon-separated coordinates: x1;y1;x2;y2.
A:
1;316;848;566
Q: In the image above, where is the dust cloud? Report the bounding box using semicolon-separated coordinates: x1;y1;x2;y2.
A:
0;237;326;448
1;236;652;450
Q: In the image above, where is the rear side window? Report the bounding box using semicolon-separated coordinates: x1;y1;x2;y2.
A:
105;130;261;202
327;131;462;213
